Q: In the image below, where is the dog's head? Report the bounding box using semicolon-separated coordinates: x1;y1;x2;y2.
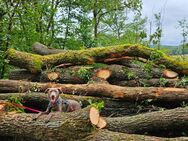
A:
45;88;62;104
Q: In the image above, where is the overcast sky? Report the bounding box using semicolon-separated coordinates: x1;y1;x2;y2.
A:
142;0;188;45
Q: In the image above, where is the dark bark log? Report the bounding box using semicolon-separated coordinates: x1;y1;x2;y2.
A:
9;69;40;81
8;64;179;84
32;42;65;55
1;80;188;102
112;78;186;88
7;44;188;74
88;130;188;141
0;93;162;117
106;107;188;136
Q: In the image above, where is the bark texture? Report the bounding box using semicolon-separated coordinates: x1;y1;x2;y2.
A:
0;107;94;141
32;42;65;55
7;44;188;74
1;106;188;140
1;80;188;102
106;107;188;136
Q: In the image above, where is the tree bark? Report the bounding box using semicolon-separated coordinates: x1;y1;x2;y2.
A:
0;107;94;141
88;130;188;141
7;44;188;74
106;107;188;136
1;106;188;141
8;65;179;84
112;78;185;87
32;42;65;55
1;80;188;102
0;93;162;117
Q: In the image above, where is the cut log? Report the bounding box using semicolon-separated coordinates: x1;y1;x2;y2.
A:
9;69;40;81
95;69;112;80
7;44;188;74
0;93;163;117
1;106;188;140
89;107;100;125
9;65;178;84
0;106;95;141
89;130;188;141
106;107;188;136
1;80;188;102
112;78;185;87
163;69;178;79
96;117;107;129
32;42;65;55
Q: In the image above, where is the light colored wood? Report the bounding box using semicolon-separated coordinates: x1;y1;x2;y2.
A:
89;107;100;125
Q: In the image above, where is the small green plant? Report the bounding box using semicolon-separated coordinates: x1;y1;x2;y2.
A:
127;71;136;80
150;51;162;61
87;99;104;111
76;67;92;81
181;101;188;107
8;96;25;113
177;77;188;87
143;61;154;79
159;78;168;87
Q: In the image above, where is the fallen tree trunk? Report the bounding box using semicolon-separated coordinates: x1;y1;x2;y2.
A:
88;130;188;141
106;107;188;136
7;44;188;74
112;78;186;87
0;106;95;141
1;106;188;140
1;80;188;102
32;42;65;55
0;93;162;117
8;65;178;84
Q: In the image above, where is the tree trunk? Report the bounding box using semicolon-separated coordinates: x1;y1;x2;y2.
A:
32;42;65;55
0;107;94;141
1;106;188;140
112;78;185;87
1;80;188;102
7;44;188;74
88;130;188;141
106;107;188;136
0;93;162;117
8;65;178;84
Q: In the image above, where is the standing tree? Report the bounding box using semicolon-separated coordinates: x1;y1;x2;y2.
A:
178;18;188;55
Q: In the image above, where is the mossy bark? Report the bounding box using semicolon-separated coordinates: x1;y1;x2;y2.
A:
1;80;188;102
6;44;188;74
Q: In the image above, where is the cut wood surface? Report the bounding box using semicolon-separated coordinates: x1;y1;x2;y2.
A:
95;69;112;80
89;107;100;125
1;80;188;102
7;44;188;74
96;117;107;129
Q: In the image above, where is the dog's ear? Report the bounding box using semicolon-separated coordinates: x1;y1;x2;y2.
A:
57;88;62;94
44;88;50;94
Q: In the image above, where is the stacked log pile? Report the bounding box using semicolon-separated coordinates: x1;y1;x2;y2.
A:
0;42;188;141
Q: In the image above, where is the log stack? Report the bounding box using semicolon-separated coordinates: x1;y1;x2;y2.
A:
0;42;188;141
